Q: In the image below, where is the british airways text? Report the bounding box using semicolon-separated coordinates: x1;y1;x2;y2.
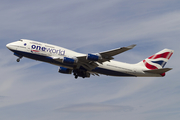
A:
31;45;65;55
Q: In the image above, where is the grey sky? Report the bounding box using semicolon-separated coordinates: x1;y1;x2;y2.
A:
0;0;180;120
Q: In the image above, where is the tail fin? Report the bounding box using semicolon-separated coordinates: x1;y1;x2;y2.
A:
137;49;174;76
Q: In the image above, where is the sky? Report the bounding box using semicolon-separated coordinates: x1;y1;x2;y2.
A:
0;0;180;120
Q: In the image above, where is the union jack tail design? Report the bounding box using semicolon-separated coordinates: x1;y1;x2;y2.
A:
137;49;174;76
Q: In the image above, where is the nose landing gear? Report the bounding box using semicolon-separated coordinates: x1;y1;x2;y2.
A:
16;58;21;62
14;53;23;62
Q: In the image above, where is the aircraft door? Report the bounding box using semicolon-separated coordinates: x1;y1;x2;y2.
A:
26;43;31;52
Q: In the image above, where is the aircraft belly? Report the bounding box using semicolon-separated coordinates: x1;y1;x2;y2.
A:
92;67;135;76
12;50;74;68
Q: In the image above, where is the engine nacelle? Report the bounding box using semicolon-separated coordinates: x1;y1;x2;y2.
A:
58;67;72;74
63;57;78;64
86;53;101;61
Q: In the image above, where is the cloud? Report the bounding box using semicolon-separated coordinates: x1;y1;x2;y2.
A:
56;103;134;112
0;0;180;120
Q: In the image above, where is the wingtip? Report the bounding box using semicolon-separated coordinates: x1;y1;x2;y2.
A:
127;44;136;49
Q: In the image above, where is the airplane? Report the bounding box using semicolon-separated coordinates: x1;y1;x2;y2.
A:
6;39;174;79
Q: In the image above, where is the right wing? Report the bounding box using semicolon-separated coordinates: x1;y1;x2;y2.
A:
77;44;136;64
99;44;136;60
53;44;136;71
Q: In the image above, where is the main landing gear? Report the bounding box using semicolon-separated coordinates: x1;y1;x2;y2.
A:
73;69;90;79
74;73;79;79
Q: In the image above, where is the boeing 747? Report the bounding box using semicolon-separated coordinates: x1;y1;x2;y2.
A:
6;39;174;79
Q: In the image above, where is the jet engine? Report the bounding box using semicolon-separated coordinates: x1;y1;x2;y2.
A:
86;53;102;61
62;57;78;64
58;67;72;74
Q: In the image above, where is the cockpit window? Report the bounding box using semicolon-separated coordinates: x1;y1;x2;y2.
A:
19;39;23;42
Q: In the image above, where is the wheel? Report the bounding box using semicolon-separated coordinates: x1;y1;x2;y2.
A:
75;75;78;79
16;58;20;62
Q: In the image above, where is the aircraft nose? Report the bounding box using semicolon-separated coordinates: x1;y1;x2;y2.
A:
6;42;16;50
6;43;11;49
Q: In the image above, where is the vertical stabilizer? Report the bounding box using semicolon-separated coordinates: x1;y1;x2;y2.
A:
137;49;174;76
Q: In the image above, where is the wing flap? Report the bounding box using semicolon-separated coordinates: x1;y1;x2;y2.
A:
79;61;99;70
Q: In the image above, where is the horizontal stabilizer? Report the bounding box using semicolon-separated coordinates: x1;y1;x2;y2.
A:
144;68;172;74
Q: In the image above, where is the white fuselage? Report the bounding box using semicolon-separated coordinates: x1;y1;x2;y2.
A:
6;39;163;77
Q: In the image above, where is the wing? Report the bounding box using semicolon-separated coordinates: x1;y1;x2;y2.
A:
99;44;136;61
52;44;136;78
77;44;136;62
75;44;136;70
53;44;136;71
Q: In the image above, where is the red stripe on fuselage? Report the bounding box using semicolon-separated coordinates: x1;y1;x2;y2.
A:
32;50;40;52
